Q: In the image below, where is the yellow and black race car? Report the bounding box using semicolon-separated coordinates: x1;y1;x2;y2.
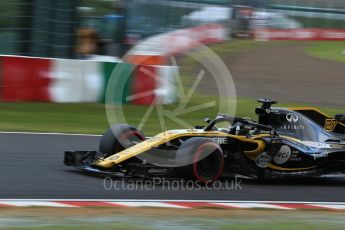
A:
64;99;345;182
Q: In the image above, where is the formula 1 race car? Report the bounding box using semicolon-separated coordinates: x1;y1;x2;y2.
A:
64;99;345;182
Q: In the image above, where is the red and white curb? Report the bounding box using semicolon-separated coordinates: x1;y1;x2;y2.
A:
1;200;345;210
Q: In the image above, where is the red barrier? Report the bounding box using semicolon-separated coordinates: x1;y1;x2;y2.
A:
1;56;52;102
132;65;157;105
255;29;345;41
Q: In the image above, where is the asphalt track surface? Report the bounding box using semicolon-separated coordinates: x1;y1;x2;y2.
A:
2;132;345;202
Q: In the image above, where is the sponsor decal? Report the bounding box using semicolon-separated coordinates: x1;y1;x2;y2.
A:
208;137;228;144
255;152;271;168
280;124;305;130
289;150;302;162
273;145;291;164
167;130;178;134
260;130;271;134
286;113;299;123
271;138;282;144
324;119;338;132
108;155;120;160
289;157;301;162
313;153;328;160
147;136;165;142
302;141;332;149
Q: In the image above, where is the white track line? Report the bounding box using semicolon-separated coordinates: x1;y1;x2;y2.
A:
0;131;101;137
211;202;293;210
1;199;345;205
106;202;188;209
0;201;75;207
1;200;345;210
309;204;345;210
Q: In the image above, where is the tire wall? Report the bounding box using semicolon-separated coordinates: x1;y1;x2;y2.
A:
0;55;177;105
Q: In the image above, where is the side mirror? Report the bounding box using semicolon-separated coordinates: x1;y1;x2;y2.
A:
204;118;211;124
335;114;345;123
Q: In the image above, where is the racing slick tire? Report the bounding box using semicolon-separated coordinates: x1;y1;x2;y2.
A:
99;124;145;157
176;137;224;184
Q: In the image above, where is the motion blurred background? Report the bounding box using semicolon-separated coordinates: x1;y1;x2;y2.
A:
0;0;344;134
1;0;344;58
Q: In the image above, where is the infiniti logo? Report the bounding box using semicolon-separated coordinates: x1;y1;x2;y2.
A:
286;113;299;123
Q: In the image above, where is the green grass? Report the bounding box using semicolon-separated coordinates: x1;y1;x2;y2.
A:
306;41;345;63
0;98;343;136
0;225;148;230
0;102;108;134
1;218;344;230
0;223;341;230
221;222;342;230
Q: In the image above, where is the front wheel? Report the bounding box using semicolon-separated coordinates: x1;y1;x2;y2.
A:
99;124;145;157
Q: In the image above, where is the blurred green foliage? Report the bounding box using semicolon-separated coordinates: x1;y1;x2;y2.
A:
292;16;345;29
0;1;22;28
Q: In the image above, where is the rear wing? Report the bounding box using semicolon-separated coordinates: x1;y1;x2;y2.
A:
290;107;345;134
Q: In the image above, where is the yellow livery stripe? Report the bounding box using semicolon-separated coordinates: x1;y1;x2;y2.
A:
96;130;232;168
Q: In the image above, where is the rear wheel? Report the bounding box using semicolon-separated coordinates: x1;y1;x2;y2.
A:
99;124;145;157
176;137;224;184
